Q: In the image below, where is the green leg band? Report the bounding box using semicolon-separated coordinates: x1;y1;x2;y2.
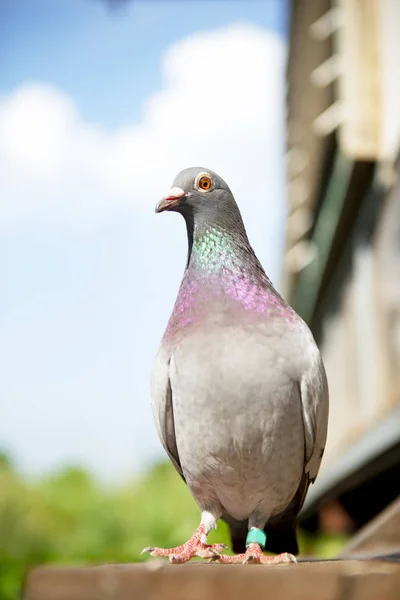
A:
246;528;267;549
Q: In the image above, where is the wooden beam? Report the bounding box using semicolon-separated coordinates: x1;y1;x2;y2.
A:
292;152;353;322
337;0;381;159
301;405;400;518
23;560;400;600
341;496;400;558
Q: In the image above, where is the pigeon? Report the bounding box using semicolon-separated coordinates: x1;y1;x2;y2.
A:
143;167;329;564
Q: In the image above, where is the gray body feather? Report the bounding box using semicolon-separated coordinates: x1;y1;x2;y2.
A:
151;314;328;554
151;167;329;555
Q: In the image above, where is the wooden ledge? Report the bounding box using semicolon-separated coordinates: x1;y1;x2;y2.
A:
23;559;400;600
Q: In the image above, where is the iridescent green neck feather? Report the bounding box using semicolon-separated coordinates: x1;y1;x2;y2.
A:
191;224;243;273
163;221;294;342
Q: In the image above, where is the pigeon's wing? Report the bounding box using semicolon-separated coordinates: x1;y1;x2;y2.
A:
150;348;184;480
260;352;329;555
225;335;328;557
297;350;329;509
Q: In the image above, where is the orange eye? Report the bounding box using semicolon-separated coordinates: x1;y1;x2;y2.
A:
198;175;212;191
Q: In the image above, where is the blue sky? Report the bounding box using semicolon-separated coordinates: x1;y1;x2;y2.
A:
2;0;288;127
1;0;288;482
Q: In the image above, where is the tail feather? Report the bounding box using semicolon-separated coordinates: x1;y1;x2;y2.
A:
263;520;299;555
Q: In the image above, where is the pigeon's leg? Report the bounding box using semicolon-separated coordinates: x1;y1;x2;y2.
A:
142;510;227;563
216;525;297;565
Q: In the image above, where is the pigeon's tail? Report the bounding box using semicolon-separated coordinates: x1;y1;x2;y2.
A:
227;472;310;556
228;517;299;556
263;520;299;556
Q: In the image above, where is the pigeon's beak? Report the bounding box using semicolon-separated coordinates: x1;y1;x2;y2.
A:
155;187;187;213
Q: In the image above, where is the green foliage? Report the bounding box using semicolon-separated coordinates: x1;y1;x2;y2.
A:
0;455;347;600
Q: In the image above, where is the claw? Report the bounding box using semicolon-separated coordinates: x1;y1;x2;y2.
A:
285;553;297;564
207;555;220;563
243;554;255;564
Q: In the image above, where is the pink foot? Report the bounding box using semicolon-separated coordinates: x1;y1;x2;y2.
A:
142;524;227;563
215;543;297;565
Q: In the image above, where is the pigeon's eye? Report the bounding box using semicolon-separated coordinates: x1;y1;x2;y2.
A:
196;174;212;192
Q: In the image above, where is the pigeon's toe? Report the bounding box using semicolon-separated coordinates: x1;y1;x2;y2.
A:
142;525;227;563
216;543;297;565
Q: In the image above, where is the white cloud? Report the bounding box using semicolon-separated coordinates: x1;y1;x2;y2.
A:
0;24;286;238
0;24;287;480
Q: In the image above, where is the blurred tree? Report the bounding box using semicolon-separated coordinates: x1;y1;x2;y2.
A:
0;457;229;600
0;451;13;470
0;456;346;600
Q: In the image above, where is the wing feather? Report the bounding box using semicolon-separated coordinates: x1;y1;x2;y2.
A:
150;348;184;479
299;350;329;491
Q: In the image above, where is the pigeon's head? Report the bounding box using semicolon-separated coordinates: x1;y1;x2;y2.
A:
155;167;237;223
